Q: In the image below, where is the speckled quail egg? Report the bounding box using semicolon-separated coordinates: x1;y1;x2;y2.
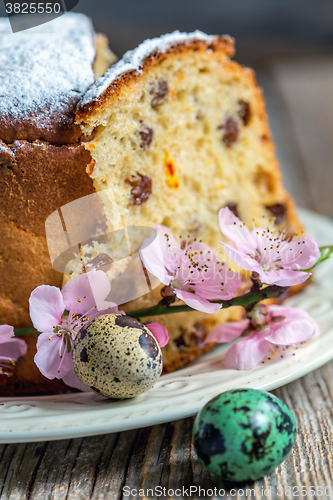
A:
193;388;297;482
72;314;163;399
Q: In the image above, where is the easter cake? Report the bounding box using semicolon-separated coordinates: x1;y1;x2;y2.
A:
0;13;115;395
0;27;304;395
0;13;115;327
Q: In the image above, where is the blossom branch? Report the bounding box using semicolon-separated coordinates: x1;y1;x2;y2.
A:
125;284;288;319
12;284;289;336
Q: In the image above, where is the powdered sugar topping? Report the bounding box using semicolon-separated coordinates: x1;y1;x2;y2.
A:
0;141;9;152
0;13;95;129
79;30;215;107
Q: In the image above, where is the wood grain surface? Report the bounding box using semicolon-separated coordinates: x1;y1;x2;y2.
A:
1;57;333;500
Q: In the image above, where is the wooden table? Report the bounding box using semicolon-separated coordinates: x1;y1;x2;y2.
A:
1;57;333;500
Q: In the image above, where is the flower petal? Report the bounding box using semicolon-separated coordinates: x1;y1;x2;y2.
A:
34;333;71;380
145;322;169;347
0;325;27;361
278;235;319;270
219;207;257;253
29;286;65;333
223;331;271;370
175;289;221;314
264;306;318;344
258;268;311;286
223;243;262;274
204;319;250;344
0;338;27;362
268;304;313;320
0;324;15;341
62;364;90;391
140;228;172;285
293;235;320;269
155;224;180;252
62;270;111;316
188;261;242;302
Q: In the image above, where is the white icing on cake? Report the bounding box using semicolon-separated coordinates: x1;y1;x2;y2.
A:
0;142;8;152
79;30;215;107
0;141;13;157
0;13;95;128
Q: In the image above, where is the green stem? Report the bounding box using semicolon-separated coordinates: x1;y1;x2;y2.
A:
126;285;288;319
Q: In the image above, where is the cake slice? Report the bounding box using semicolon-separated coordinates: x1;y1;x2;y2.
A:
73;31;303;373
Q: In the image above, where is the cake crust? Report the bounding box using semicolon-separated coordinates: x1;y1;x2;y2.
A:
0;140;96;328
76;33;235;124
0;334;71;397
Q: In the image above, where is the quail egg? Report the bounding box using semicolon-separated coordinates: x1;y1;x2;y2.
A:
193;388;297;482
72;314;163;399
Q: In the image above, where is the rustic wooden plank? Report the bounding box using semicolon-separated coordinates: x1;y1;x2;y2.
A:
120;426;154;500
126;423;170;496
26;432;133;500
91;429;137;500
273;379;333;499
65;435;109;500
139;424;168;492
272;56;333;219
0;444;26;499
31;439;84;500
0;444;25;499
0;444;6;463
121;421;176;497
168;418;193;491
275;384;316;500
89;433;120;500
158;422;176;490
1;442;47;500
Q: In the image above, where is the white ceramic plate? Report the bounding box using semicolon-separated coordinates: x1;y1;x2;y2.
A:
1;208;333;444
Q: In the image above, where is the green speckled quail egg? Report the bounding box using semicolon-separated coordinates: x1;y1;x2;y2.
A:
193;388;297;482
72;314;163;399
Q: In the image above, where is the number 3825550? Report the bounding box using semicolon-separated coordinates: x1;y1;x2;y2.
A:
5;3;62;14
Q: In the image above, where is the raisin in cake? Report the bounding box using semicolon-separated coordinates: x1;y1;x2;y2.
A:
0;13;115;396
73;31;303;373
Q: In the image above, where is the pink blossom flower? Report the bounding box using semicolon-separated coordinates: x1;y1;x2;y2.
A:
0;325;27;376
29;270;117;391
219;207;319;286
204;304;319;370
145;322;169;347
140;225;241;314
